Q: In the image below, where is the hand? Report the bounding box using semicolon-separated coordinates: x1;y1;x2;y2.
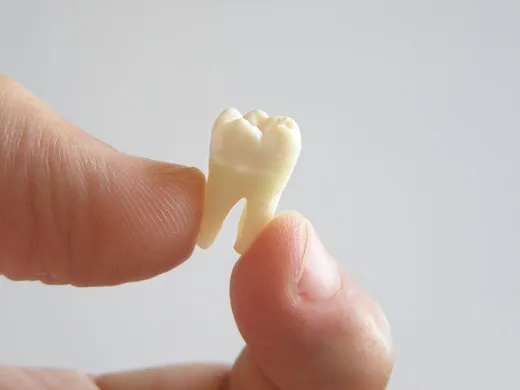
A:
0;75;393;390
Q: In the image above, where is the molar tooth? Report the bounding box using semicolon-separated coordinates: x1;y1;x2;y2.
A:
197;108;302;254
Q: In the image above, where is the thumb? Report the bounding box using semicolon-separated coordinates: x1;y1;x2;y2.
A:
229;213;393;390
0;75;204;286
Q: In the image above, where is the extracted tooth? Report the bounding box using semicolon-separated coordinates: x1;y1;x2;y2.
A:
197;108;302;254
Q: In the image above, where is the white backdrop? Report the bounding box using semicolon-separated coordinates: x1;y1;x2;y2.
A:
1;1;519;389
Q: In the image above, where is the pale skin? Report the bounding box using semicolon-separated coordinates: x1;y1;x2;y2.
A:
0;75;394;390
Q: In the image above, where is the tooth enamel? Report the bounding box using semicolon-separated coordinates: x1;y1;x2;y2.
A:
197;108;302;254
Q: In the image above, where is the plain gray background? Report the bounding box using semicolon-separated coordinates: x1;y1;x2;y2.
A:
0;1;519;389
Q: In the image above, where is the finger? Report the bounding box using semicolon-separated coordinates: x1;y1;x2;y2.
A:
0;366;97;390
229;213;394;390
0;365;230;390
95;364;230;390
0;74;205;286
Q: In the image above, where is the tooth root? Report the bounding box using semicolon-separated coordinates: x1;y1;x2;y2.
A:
234;195;280;254
197;162;242;249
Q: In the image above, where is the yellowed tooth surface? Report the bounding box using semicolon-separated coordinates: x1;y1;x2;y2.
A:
197;108;302;254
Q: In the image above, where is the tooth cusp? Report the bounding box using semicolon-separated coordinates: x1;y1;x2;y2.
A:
213;108;243;129
244;110;269;128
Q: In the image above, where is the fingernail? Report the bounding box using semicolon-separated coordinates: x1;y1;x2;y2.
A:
298;223;341;301
371;305;393;353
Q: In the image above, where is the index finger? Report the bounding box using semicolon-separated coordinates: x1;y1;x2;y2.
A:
0;75;205;286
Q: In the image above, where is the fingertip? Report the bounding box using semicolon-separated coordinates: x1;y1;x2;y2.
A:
229;213;394;390
69;157;206;286
230;211;310;352
139;162;207;263
230;211;309;313
0;87;206;286
0;74;209;286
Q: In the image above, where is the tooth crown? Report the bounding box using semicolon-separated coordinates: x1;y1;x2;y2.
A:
198;108;302;254
210;108;301;173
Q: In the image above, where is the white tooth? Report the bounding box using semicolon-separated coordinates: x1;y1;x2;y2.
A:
197;108;302;254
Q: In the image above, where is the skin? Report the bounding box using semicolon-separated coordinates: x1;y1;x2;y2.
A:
0;74;394;390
